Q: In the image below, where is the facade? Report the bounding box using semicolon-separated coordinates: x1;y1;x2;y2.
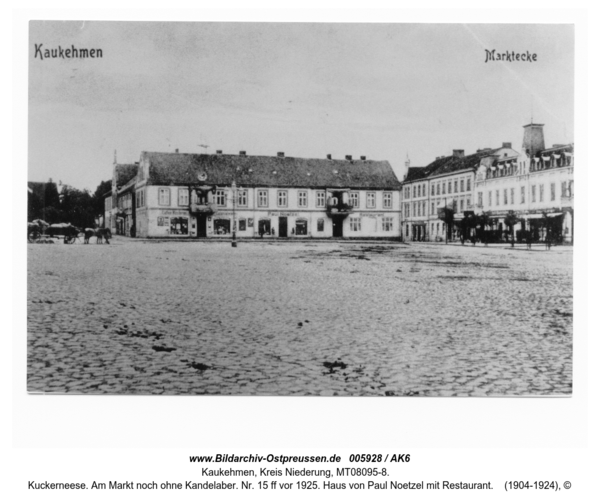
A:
105;163;138;236
401;146;518;241
105;151;402;240
474;123;574;243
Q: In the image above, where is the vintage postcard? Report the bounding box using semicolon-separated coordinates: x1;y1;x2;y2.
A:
27;21;573;396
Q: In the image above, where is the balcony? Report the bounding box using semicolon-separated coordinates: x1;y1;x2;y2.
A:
326;200;353;218
190;202;215;215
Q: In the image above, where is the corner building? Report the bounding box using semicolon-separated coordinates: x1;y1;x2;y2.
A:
105;151;402;240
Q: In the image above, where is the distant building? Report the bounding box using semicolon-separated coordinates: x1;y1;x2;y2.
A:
105;151;402;240
474;123;574;243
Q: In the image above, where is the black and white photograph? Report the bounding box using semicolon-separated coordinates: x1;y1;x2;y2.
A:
27;21;574;397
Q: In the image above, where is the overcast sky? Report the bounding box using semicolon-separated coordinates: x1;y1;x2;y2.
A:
28;22;574;191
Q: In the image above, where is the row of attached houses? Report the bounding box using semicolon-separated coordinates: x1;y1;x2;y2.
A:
104;151;402;240
104;123;573;244
401;123;574;243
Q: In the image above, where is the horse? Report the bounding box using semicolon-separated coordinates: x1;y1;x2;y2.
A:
95;228;112;244
84;228;96;244
47;223;81;243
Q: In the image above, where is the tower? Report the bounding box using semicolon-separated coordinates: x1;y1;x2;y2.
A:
522;123;545;157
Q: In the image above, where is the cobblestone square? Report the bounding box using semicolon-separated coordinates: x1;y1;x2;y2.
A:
27;238;572;396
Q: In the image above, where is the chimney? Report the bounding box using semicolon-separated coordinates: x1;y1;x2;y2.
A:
522;123;545;156
277;152;285;158
175;148;179;153
360;156;367;161
326;154;332;160
345;155;352;161
502;142;512;149
216;150;223;155
452;149;465;158
239;151;246;156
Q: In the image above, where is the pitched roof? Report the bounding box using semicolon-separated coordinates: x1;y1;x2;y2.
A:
403;167;429;183
114;163;138;187
143;152;401;190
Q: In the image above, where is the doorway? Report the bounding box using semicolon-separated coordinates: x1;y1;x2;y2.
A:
197;215;207;237
279;217;288;237
332;217;343;237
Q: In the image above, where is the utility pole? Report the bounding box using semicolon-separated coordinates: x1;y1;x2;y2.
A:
231;181;237;248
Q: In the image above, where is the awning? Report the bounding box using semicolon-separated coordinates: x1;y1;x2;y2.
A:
526;212;564;219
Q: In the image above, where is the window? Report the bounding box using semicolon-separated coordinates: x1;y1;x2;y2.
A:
405;187;410;199
141;190;144;207
442;183;446;195
531;185;536;203
413;186;417;198
214;219;231;235
448;182;452;194
550;183;556;201
503;189;508;205
417;185;421;197
178;188;189;206
382;217;393;232
495;190;499;206
316;191;326;208
317;218;325;232
454;180;458;193
510;188;514;205
460;179;464;192
136;191;140;208
258;190;268;207
466;197;471;207
488;191;492;207
405;203;410;218
216;189;226;206
295;219;308;235
239;219;246;231
159;188;170;206
539;184;545;202
460;199;464;212
417;203;421;217
367;192;376;208
277;191;287;207
437;183;440;195
478;192;483;207
349;217;361;231
349;192;359;208
521;186;525;204
383;192;392;208
298;191;307;207
561;181;567;197
467;179;471;191
238;189;248;207
170;217;188;235
431;202;435;215
431;184;435;196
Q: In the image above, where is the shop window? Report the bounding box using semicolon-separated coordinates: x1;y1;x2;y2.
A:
258;190;268;207
157;216;170;227
238;219;246;231
258;219;271;235
349;217;361;231
159;188;170;206
383;192;392;208
295;219;308;235
170;217;188;235
367;192;376;208
178;188;189;206
214;219;231;235
317;218;324;232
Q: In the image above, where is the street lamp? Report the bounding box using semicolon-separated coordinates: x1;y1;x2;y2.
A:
231;181;237;247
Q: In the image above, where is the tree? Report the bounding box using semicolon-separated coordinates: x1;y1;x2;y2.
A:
92;179;112;223
438;207;455;244
504;210;519;247
59;185;95;229
478;211;492;246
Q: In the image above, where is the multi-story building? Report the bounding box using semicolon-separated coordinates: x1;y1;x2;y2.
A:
104;150;402;240
474;123;574;243
401;146;518;241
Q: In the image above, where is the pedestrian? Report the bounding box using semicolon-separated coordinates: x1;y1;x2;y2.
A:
526;231;532;250
545;232;552;251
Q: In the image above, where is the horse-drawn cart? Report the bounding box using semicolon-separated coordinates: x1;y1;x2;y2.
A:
28;220;82;244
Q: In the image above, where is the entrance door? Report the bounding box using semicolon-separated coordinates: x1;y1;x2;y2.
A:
197;215;207;237
278;217;288;237
332;217;343;237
